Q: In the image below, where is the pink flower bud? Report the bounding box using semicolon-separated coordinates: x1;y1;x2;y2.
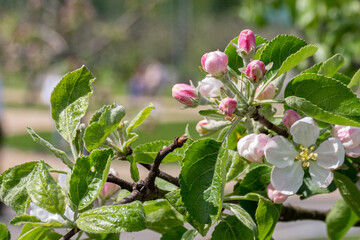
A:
267;183;289;203
100;168;119;199
196;119;211;135
172;83;198;106
237;133;268;163
333;125;360;149
196;119;230;136
282;110;301;129
255;82;276;100
198;77;224;97
238;29;256;58
201;51;228;77
219;97;237;116
245;60;265;82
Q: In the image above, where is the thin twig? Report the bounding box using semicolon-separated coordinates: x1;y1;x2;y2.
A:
62;228;79;240
140;163;180;187
106;174;133;192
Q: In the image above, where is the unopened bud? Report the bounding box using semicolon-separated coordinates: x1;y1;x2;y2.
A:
256;82;276;100
198;77;224;98
267;183;289;203
219;97;237;117
282;110;301;129
201;50;228;77
196;119;230;136
237;133;268;163
245;60;265;82
333;125;360;158
172;83;198;107
238;29;256;59
100;168;120;199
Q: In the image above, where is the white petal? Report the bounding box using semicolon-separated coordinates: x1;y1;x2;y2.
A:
265;136;298;168
271;161;304;195
315;137;345;169
346;145;360;158
309;162;333;188
290;117;319;147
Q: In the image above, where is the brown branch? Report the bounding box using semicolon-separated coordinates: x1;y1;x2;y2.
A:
106;174;133;192
62;228;80;240
250;106;289;138
140;163;180;187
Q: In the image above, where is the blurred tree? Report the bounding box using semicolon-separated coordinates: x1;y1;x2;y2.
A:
237;0;360;75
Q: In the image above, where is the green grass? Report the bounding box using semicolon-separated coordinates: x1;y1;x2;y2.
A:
4;122;200;152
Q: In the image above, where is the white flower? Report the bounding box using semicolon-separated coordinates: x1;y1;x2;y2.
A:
264;117;345;195
198;76;224;97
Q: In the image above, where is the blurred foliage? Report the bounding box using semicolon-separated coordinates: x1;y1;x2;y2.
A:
0;0;244;101
237;0;360;75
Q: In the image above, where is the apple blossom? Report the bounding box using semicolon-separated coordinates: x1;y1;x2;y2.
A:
255;82;276;100
267;183;288;204
265;117;345;195
172;83;198;107
201;50;228;77
196;119;231;136
282;109;301;129
237;133;268;163
333;125;360;158
100;168;120;199
237;29;256;59
198;76;224;97
219;97;237;116
245;60;265;82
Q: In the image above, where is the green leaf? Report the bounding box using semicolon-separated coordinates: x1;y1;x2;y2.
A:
0;161;38;215
226;150;246;182
155;177;178;192
10;215;64;228
84;103;126;151
17;227;50;240
85;233;120;240
143;199;184;234
333;73;351;85
126;103;155;133
260;35;307;72
115;189;131;203
165;189;209;236
179;139;227;224
237;165;272;195
128;156;140;182
69;149;113;210
326;199;359;240
285;73;360;127
255;198;282;240
318;54;344;77
302;62;323;74
348;69;360;93
226;203;257;237
27;161;65;215
199;109;225;118
334;172;360;218
27;127;73;168
297;172;336;199
0;223;10;240
277;44;318;77
73;123;86;157
50;66;94;143
76;201;146;233
161;226;187;240
181;230;197;240
211;215;253;240
224;35;268;74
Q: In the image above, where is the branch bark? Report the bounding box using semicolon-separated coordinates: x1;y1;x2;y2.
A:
62;228;79;240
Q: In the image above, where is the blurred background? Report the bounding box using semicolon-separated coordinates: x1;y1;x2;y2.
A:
1;0;360;239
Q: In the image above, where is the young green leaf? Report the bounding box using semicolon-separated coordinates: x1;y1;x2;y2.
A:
255;198;282;240
318;54;344;77
27;127;73;168
297;172;336;199
237;165;272;195
128;156;140;182
27;161;65;215
84;103;126;151
226;150;246;182
0;161;38;215
0;223;10;240
334;172;360;218
180;229;197;240
333;73;351;85
10;215;64;228
160;226;187;240
143;199;184;234
85;232;120;240
225;203;257;237
211;215;253;240
76;201;146;233
260;35;307;72
17;227;52;240
68;149;113;210
326;199;359;240
301;62;323;74
50;66;94;143
126;103;155;133
179;139;227;224
348;69;360;93
285;73;360;127
276;44;318;77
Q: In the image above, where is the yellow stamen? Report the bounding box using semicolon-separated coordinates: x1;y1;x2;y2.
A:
296;145;318;168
